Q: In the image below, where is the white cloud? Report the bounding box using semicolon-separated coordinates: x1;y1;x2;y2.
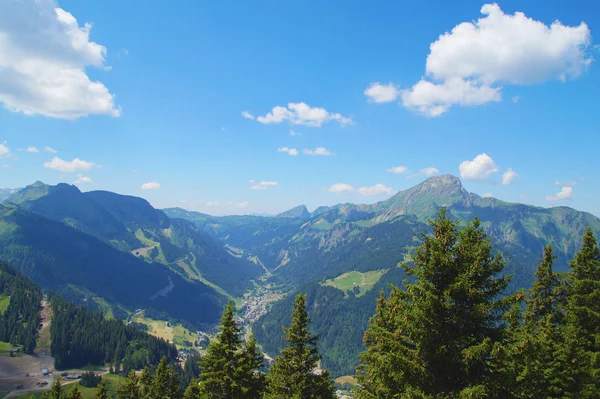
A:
303;147;333;156
328;183;354;194
26;146;39;153
206;201;220;207
483;193;493;198
402;77;501;116
250;181;278;190
407;167;440;179
277;147;299;156
289;130;298;136
44;157;94;172
502;168;518;185
141;182;160;190
546;186;573;201
400;3;592;116
44;146;58;153
512;96;520;103
0;141;12;158
421;167;440;176
256;102;352;127
0;0;120;119
241;111;254;120
387;165;408;174
364;82;400;103
459;153;498;181
554;180;577;187
248;179;255;184
358;184;393;196
1;164;10;168
74;174;92;184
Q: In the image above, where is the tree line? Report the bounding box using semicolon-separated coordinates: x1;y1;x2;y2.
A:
50;294;178;371
356;209;600;398
0;261;42;354
18;208;600;398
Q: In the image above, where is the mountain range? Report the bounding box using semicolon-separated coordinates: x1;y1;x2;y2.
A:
165;174;600;376
1;175;599;376
0;181;263;327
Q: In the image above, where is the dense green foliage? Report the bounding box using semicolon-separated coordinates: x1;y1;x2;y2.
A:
357;209;514;398
355;211;600;398
266;294;335;399
185;302;266;399
49;295;177;370
0;261;41;353
79;371;102;388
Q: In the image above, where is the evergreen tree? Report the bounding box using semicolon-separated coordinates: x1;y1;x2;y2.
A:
67;384;84;399
140;366;153;398
95;379;109;399
237;334;266;399
562;228;600;396
266;294;335;399
357;209;513;398
508;245;567;397
116;370;140;399
184;378;202;399
150;357;171;399
189;301;264;398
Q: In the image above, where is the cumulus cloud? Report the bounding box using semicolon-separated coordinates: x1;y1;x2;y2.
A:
364;82;400;103
250;181;278;190
74;174;92;184
44;146;58;153
502;168;518;185
328;183;354;194
0;142;12;159
26;146;39;153
141;182;160;190
546;186;573;201
358;184;393;196
256;102;353;127
459;153;498;182
44;157;94;172
421;167;440;176
277;147;299;156
241;111;254;120
0;0;120;119
206;201;220;207
303;147;333;156
400;3;592;116
387;165;408;174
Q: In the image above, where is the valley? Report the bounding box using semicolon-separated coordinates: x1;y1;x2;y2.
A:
2;174;600;381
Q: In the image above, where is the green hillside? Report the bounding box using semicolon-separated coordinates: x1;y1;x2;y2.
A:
0;203;224;326
170;174;600;377
8;183;263;297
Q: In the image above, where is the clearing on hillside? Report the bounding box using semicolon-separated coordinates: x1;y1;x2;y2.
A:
131;313;197;350
322;270;386;296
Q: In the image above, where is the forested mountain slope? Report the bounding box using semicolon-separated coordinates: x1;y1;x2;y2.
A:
171;174;600;377
7;182;263;297
0;203;224;326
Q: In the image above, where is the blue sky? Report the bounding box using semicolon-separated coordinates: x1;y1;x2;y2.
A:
0;0;599;216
